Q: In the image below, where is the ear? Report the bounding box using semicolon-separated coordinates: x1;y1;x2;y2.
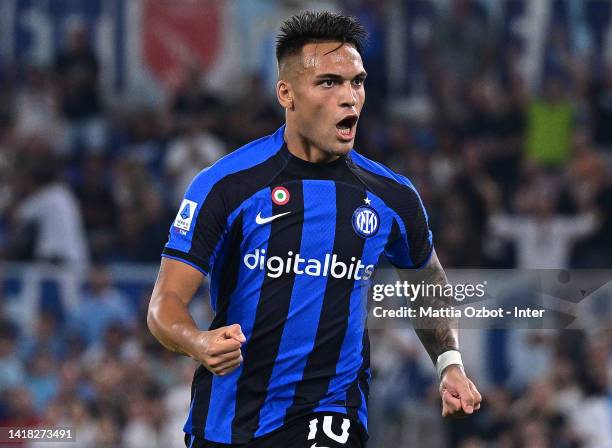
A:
276;79;294;110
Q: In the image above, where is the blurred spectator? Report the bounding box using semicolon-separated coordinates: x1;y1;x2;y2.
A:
473;387;513;441
164;114;224;204
588;64;612;150
91;413;122;447
69;265;135;346
567;145;612;267
163;360;196;447
548;355;582;414
167;64;222;126
19;312;65;361
112;158;168;262
432;145;493;267
8;155;88;326
123;384;175;448
54;18;105;155
369;325;441;447
526;75;575;167
84;322;141;367
461;75;525;201
73;154;119;260
54;360;91;404
428;0;490;82
10;156;89;265
0;321;24;393
13;65;64;150
489;182;599;268
120;110;167;176
63;400;97;447
29;399;97;447
220;73;282;148
515;418;551;448
503;329;554;390
570;336;612;448
26;350;59;413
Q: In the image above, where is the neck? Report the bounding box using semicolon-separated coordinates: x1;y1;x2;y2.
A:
283;122;340;164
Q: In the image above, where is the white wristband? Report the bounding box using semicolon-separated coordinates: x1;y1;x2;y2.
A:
436;350;463;379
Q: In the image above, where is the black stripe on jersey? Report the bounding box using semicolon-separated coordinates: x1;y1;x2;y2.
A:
347;159;432;268
345;371;361;423
189;364;212;440
346;329;370;423
189;212;243;437
162;248;211;273
187;183;227;273
284;182;366;422
231;181;305;442
359;329;371;401
208;211;244;331
387;219;401;250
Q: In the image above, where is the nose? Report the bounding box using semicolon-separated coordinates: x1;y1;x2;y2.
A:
339;81;357;107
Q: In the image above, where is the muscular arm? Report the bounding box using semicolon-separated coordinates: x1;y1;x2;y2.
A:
147;257;204;357
396;250;459;365
396;250;482;416
147;258;245;375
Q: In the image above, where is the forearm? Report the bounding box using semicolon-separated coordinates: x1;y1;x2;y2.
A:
399;252;459;365
147;292;200;357
413;311;459;365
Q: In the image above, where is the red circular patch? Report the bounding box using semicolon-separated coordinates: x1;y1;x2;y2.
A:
271;186;290;205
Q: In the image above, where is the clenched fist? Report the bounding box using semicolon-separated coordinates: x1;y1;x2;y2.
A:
190;324;246;376
440;365;482;418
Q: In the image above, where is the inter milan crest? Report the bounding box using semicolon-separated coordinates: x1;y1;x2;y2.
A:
352;198;379;238
271;186;290;205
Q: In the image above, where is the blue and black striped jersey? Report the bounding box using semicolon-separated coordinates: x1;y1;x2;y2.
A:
163;125;433;444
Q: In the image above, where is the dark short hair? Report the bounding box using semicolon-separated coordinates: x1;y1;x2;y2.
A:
276;11;367;64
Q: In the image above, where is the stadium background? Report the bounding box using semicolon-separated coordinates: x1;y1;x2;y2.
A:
0;0;611;446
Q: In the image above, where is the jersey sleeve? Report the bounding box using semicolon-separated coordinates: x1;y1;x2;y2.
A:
162;169;228;275
384;184;433;269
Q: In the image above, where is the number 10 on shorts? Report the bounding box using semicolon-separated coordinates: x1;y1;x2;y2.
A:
307;416;351;445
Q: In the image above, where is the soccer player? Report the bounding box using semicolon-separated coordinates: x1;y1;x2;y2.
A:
147;11;481;448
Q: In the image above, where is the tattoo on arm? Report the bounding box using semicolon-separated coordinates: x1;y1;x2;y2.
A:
397;251;459;364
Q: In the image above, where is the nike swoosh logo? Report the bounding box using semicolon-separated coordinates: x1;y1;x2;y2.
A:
310;444;330;448
255;211;291;225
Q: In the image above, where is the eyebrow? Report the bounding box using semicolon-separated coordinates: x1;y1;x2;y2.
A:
314;71;368;80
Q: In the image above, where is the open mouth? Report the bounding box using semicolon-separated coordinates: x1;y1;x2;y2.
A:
336;115;358;140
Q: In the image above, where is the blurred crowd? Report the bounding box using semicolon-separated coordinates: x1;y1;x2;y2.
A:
0;1;611;447
368;325;612;448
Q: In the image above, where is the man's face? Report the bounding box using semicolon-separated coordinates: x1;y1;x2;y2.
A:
282;41;366;156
